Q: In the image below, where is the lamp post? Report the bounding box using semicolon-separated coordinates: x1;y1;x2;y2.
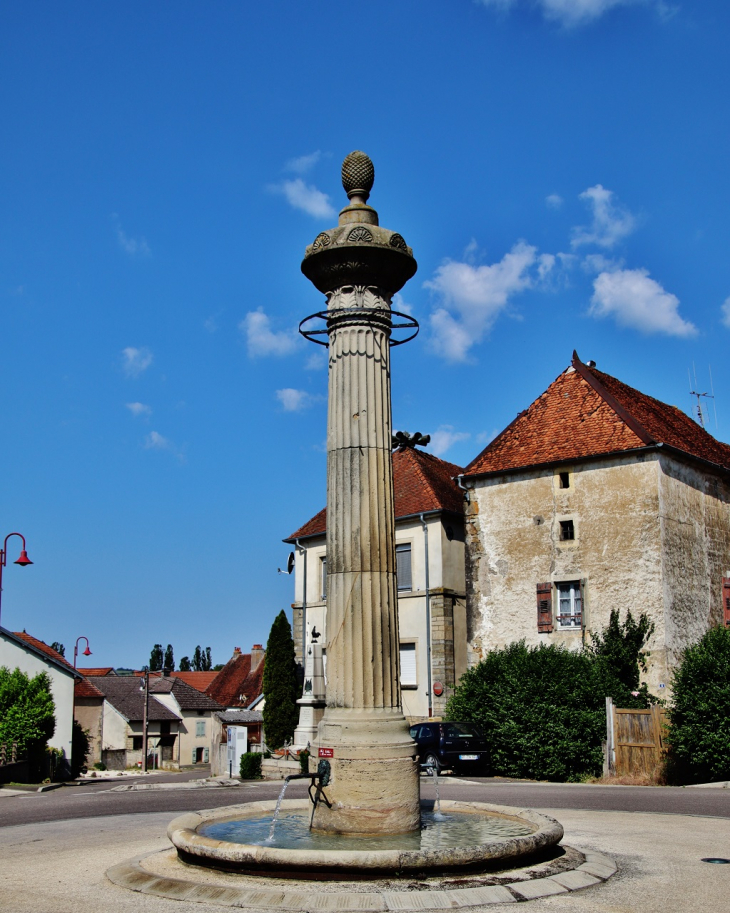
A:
0;532;33;628
139;670;150;773
73;636;92;670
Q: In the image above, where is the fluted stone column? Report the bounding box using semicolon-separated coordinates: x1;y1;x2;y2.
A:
300;152;420;835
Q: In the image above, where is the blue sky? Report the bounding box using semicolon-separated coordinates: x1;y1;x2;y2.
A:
1;1;729;669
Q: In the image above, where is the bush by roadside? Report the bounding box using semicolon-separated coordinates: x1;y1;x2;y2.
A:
239;752;263;780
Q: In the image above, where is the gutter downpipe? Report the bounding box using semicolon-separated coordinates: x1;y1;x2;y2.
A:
419;513;433;718
295;539;307;671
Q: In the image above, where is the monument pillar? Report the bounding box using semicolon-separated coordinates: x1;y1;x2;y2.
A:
300;152;420;835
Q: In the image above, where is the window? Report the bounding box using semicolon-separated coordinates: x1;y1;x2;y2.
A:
320;557;327;601
396;544;412;591
557;581;582;629
132;736;143;750
160;721;171;736
559;471;570;489
399;642;417;687
559;520;575;541
196;721;206;738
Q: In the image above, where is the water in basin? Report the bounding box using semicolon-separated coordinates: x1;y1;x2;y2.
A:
200;809;534;852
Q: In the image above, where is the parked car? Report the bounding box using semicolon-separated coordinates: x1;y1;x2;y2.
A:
409;721;489;774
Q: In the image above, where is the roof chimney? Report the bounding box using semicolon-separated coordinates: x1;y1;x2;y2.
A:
250;644;265;671
233;646;242;658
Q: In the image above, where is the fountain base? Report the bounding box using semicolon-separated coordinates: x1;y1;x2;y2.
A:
167;799;564;879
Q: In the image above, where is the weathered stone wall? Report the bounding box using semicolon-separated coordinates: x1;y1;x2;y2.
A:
658;454;730;674
465;454;667;690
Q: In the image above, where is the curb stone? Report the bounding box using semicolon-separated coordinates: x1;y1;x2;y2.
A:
107;848;618;909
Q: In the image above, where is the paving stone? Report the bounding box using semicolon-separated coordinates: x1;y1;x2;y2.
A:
185;883;247;906
236;889;286;907
447;885;515;906
583;851;616;871
141;876;196;899
577;861;617;879
548;870;602;891
302;893;386;912
507;878;568;900
383;890;455;910
106;865;158;890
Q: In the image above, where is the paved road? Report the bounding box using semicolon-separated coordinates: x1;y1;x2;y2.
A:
2;770;730;827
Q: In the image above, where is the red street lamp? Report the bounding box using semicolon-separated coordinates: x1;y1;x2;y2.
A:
0;532;33;628
73;636;92;670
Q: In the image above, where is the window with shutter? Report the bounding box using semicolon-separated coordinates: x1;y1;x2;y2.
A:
399;642;417;687
557;581;582;629
320;557;327;601
723;577;730;627
396;544;412;592
536;582;553;633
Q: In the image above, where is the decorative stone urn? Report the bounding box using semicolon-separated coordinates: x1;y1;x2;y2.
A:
300;152;420;835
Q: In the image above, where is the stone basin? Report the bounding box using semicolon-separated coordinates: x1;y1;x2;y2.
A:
168;799;564;879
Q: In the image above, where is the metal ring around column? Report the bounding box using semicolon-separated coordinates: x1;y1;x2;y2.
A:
299;308;419;347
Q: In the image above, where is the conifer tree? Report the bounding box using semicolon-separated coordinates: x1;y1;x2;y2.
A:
262;610;299;749
149;644;163;671
163;644;175;671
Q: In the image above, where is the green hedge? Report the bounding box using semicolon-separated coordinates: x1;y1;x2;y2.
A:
445;611;655;782
239;752;263;780
665;625;730;784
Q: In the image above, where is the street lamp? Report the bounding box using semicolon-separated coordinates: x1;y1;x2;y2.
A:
139;670;150;773
0;532;33;628
73;636;92;669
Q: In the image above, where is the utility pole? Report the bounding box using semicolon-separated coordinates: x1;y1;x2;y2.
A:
141;670;149;773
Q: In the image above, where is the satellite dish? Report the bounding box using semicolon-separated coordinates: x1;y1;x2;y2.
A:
277;552;296;575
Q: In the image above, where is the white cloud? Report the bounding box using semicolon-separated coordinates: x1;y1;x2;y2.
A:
476;428;500;446
571;185;637;249
590;268;697;337
546;194;564;209
144;430;185;463
126;402;152;418
285;151;322;174
122;346;153;377
424;241;543;362
240;309;298;358
112;214;150;256
721;297;730;329
269;178;335;219
478;0;662;27
581;253;623;274
276;388;321;412
305;350;328;371
430;425;471;457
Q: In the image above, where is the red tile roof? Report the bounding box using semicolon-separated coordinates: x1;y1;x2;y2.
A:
75;678;105;699
285;447;465;541
77;667;114;676
168;671;219;691
206;651;265;709
12;632;76;673
465;352;730;478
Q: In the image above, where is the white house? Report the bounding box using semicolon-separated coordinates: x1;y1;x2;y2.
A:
0;629;79;774
284;442;468;719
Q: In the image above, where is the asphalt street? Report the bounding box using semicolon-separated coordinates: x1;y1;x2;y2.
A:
2;769;730;827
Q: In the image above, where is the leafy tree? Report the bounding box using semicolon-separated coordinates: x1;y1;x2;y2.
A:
179;656;191;672
0;667;56;758
665;625;730;784
50;642;65;657
71;720;91;777
212;663;224;671
588;610;655;708
191;646;212;671
149;644;163;671
262;610;298;749
163;644;175;671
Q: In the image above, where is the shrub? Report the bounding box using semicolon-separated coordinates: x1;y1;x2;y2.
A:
239;752;263;780
93;762;107;771
71;720;91;778
0;667;55;761
446;641;606;781
299;748;310;773
588;610;656;708
665;625;730;784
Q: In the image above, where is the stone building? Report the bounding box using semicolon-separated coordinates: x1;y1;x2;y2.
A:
460;351;730;695
285;444;468;719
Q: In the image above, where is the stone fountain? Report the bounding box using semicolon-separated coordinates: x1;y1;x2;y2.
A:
108;155;619;902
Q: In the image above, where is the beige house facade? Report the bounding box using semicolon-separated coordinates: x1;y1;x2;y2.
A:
461;353;730;696
285;445;468;719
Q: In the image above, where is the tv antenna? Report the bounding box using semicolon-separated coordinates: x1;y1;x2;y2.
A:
688;364;717;430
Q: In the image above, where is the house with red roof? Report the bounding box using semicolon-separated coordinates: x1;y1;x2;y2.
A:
460;352;730;695
0;629;80;776
284;443;469;719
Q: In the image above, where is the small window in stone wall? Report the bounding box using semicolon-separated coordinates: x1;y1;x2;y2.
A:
559;471;570;489
557;581;582;629
132;736;143;750
196;721;206;738
559;520;575;541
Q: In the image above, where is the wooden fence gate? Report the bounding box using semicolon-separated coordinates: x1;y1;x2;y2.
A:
605;698;667;778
